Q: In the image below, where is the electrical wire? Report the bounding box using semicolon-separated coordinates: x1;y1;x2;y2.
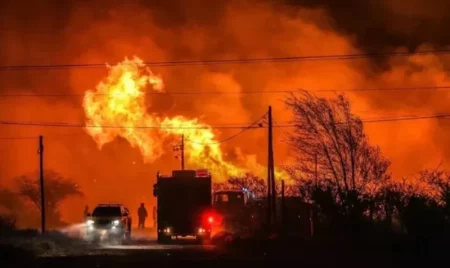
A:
1;85;450;98
274;113;450;128
185;113;267;145
1;49;450;71
0;113;450;133
0;120;262;130
0;115;268;143
0;136;37;140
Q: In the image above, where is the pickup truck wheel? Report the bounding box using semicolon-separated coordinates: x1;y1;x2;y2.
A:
85;233;99;243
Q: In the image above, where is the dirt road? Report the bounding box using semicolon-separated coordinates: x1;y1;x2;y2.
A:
1;229;434;268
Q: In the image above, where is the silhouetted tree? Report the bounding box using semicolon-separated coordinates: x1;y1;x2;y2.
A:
416;168;450;236
419;168;450;212
374;178;417;231
213;173;266;198
285;91;390;193
0;188;23;228
15;170;83;227
0;188;22;213
213;173;300;200
285;92;391;232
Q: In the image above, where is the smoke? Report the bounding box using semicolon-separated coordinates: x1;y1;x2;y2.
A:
1;0;450;225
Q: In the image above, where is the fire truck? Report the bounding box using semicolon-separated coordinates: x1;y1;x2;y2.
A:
212;190;253;235
153;169;214;244
213;190;317;237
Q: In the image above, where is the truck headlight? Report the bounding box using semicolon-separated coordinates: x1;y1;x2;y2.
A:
86;220;94;226
112;220;120;226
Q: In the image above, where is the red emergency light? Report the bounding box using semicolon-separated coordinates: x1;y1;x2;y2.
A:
201;210;221;227
202;213;215;226
196;169;209;177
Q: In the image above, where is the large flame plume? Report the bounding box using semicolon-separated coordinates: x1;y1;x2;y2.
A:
83;57;252;180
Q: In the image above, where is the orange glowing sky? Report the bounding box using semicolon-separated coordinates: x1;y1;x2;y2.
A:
1;0;450;226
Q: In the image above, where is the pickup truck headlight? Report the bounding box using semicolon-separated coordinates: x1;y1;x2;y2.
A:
112;220;120;226
86;220;94;226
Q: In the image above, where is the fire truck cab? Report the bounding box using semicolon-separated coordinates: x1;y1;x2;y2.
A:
212;190;252;234
153;169;213;244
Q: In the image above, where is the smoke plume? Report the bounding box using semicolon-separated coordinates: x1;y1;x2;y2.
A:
1;0;450;224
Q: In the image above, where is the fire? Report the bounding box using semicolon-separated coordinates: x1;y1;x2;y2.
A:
83;57;166;161
83;56;246;179
82;56;291;182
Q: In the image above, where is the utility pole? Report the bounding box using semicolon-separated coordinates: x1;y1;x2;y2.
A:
281;180;285;227
173;135;185;170
268;106;277;224
266;108;272;227
266;137;272;227
38;136;46;233
266;106;277;227
181;134;185;170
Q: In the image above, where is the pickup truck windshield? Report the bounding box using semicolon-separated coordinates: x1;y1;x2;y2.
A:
92;207;121;217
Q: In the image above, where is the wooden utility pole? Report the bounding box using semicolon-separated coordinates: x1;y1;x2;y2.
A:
173;135;185;170
267;137;272;226
268;106;277;224
281;180;285;227
181;134;185;170
266;108;272;227
38;136;46;233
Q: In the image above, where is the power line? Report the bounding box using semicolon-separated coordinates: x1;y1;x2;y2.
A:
0;115;269;143
0;91;290;97
274;112;450;125
274;113;450;128
2;85;450;98
272;117;290;137
185;113;267;145
0;136;37;140
362;113;450;123
2;49;450;71
0;91;290;98
0;120;261;130
0;113;450;132
0;133;101;142
309;86;450;93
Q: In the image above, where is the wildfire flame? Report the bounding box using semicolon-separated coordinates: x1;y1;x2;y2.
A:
82;56;250;179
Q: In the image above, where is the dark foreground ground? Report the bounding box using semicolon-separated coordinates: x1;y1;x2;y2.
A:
1;229;447;267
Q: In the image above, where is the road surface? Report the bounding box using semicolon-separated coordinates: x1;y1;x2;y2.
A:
1;229;431;267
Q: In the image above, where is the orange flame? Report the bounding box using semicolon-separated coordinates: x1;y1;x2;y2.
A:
83;57;166;161
83;56;248;180
83;56;291;182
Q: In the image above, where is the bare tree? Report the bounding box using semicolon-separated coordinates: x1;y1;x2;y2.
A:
417;167;450;220
16;170;83;227
0;188;22;212
213;173;300;199
213;173;267;198
285;92;390;197
418;168;450;202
